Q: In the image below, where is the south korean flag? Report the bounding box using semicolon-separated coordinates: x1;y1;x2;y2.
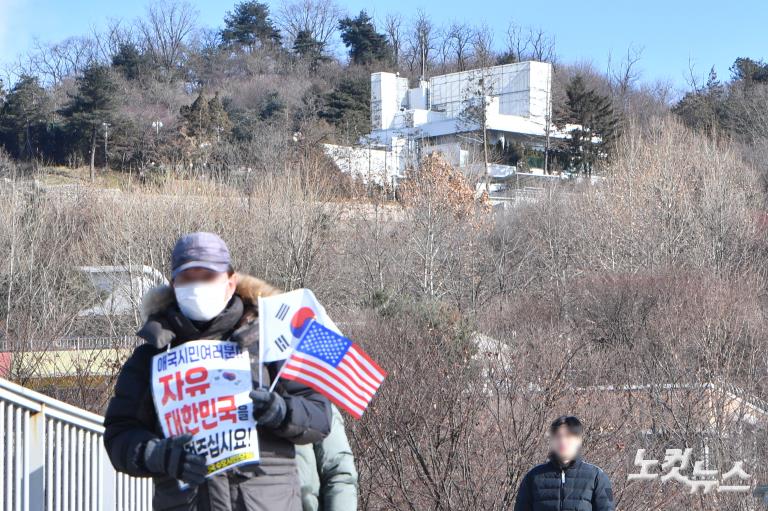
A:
258;289;342;365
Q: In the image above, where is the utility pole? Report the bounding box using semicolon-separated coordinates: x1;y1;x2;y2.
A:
544;66;552;174
102;122;111;170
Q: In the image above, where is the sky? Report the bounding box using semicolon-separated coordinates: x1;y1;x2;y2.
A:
0;0;765;91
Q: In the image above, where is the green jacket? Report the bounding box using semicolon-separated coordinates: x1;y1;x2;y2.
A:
296;406;358;511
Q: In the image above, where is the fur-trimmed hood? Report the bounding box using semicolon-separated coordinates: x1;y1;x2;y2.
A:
139;272;281;323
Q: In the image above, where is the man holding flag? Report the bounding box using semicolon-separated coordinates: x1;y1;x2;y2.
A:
103;232;332;511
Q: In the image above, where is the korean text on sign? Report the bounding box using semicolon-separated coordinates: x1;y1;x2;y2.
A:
151;340;259;478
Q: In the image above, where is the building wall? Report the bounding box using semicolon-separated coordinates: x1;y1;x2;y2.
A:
527;61;553;123
370;61;553;142
371;73;409;131
323;141;411;186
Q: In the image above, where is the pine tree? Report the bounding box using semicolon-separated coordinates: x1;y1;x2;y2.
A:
258;92;284;121
207;92;232;140
61;65;117;179
293;30;326;70
560;75;619;176
180;92;232;141
672;67;724;133
221;1;281;49
458;72;494;189
319;77;370;139
0;75;51;160
112;42;148;81
730;57;768;84
338;11;391;66
180;93;210;138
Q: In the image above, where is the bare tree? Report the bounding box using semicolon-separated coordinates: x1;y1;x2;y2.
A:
504;23;556;63
472;23;496;69
18;37;100;86
446;22;473;71
136;0;198;75
608;45;644;104
275;0;343;47
90;19;136;65
409;10;436;79
382;14;404;69
528;27;555;62
505;23;530;63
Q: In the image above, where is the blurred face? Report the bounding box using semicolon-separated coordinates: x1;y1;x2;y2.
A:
174;267;236;294
550;426;583;462
173;268;237;321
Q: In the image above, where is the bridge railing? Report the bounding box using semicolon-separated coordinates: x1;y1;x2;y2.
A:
0;377;153;511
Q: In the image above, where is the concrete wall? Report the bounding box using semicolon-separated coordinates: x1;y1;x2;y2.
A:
429;61;552;120
323;142;409;186
371;72;409;131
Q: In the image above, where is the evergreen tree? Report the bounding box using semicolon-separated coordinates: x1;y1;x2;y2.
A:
180;92;233;141
293;30;326;70
0;75;51;160
338;11;391;66
180;93;211;137
258;92;284;121
319;77;370;138
61;64;118;180
112;42;148;81
560;75;619;175
221;1;280;48
207;92;232;140
673;67;725;133
730;57;768;84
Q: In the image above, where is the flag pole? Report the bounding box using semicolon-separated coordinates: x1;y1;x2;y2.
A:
268;348;294;392
257;296;265;389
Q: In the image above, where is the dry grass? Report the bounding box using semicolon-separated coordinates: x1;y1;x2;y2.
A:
0;116;766;510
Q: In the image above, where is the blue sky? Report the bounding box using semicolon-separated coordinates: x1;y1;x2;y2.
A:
0;0;765;91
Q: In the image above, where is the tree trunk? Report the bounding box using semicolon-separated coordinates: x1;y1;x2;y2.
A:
482;124;490;192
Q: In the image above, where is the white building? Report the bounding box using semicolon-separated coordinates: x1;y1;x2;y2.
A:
370;61;553;142
324;61;571;186
77;265;168;317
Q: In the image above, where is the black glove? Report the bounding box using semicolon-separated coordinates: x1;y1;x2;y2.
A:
250;388;287;428
143;434;207;486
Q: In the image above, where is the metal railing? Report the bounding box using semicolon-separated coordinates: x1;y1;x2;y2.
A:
0;336;143;353
0;377;153;510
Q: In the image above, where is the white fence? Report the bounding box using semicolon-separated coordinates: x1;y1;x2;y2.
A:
0;377;153;510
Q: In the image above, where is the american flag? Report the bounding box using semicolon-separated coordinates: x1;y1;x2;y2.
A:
280;320;386;419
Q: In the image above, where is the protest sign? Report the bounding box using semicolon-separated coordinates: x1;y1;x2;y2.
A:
151;340;259;478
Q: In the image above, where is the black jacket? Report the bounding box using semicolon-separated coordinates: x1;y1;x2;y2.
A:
514;456;614;511
103;275;332;510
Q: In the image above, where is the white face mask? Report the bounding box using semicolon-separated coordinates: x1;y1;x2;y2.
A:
174;279;230;322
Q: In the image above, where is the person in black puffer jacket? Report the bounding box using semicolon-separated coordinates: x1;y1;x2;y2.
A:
103;232;332;511
514;416;614;511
